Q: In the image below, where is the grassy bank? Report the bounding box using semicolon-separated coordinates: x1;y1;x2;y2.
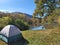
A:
0;28;60;45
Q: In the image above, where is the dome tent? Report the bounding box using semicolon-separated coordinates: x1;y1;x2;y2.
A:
0;25;22;43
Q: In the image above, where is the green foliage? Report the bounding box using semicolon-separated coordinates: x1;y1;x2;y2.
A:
15;19;29;30
0;17;13;30
0;16;30;31
46;9;60;24
0;12;31;31
33;0;60;24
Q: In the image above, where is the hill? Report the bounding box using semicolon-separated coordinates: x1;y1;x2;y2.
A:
0;11;32;18
12;12;32;18
0;11;33;28
0;28;60;45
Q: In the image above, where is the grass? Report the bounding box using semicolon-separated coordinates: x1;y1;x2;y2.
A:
0;40;7;45
0;28;60;45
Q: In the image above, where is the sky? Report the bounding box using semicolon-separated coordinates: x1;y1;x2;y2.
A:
0;0;36;15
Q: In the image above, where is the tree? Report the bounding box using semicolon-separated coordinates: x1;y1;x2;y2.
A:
46;8;60;24
33;0;60;25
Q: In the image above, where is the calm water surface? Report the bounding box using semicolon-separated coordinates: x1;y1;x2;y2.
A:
30;26;45;30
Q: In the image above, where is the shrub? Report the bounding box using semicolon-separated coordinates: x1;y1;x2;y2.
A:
15;19;29;30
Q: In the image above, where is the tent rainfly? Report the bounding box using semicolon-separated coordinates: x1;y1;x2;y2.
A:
0;25;22;43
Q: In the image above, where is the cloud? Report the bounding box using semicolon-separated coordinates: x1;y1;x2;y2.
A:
0;9;12;12
0;7;29;12
0;7;32;14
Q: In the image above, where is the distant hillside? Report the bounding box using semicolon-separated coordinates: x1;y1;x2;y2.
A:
12;12;32;18
0;11;34;28
0;11;32;18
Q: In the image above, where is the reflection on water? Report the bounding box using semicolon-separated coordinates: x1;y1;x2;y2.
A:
30;26;45;30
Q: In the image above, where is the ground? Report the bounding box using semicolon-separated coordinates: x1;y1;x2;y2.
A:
0;28;60;45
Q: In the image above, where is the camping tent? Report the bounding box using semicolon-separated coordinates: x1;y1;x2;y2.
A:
0;25;22;43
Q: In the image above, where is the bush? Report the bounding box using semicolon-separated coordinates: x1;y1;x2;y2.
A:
0;17;13;31
15;19;29;30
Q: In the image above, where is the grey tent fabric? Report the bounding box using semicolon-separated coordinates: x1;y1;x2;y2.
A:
0;25;21;37
0;25;22;43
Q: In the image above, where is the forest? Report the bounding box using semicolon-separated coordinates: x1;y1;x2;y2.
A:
0;12;32;30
